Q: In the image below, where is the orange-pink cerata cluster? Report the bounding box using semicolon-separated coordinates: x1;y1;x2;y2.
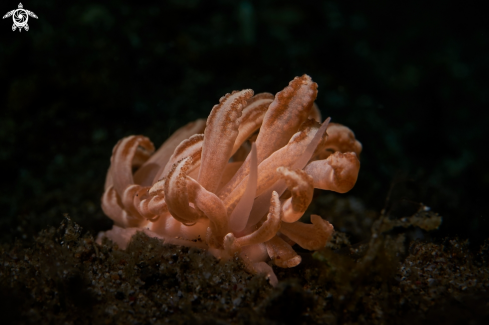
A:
98;75;362;286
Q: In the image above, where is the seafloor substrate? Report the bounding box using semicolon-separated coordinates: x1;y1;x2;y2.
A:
1;200;488;325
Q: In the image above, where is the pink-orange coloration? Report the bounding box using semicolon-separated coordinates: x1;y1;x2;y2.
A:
98;75;362;286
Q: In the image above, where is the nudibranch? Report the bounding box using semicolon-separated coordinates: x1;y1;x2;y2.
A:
98;75;362;285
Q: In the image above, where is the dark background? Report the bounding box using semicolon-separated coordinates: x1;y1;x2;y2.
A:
0;0;487;246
